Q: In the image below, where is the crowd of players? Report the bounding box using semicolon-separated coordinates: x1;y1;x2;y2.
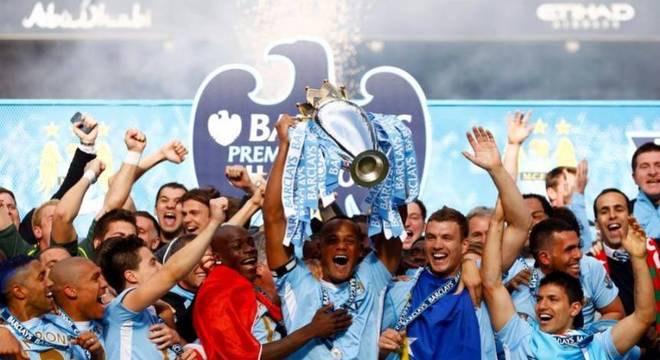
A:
0;111;658;359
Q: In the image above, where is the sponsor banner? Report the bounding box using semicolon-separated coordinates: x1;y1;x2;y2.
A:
1;1;659;39
1;99;658;233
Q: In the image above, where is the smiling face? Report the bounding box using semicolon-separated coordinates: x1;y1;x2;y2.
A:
16;260;54;315
536;283;582;334
595;192;630;249
424;220;468;277
319;219;362;284
404;202;425;249
212;226;258;282
182;199;210;235
72;261;108;320
538;231;582;278
155;186;186;238
633;150;660;201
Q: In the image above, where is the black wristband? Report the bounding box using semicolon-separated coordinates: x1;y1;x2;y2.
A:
271;257;297;277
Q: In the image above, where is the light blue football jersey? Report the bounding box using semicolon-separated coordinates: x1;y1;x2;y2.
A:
497;314;621;360
2;313;103;360
528;256;619;325
252;299;284;344
103;288;177;360
275;252;392;360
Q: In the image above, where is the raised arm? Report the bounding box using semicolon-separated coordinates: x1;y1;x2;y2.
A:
122;197;228;313
462;127;531;270
51;159;105;245
133;140;188;182
225;181;264;227
263;115;296;269
480;200;517;331
610;218;656;354
96;129;146;219
502;111;532;179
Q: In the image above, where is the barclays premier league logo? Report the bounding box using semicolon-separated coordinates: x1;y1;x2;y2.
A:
191;38;430;214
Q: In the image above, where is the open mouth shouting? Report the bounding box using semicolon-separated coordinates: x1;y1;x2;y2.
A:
606;222;622;239
538;312;553;326
240;256;257;272
162;211;178;228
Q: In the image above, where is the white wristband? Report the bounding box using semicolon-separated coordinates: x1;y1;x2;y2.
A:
83;170;97;184
124;151;141;166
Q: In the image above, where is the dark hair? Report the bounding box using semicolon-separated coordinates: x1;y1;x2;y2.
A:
0;187;16;203
180;187;219;208
319;216;362;243
540;271;584;305
93;209;137;242
155;182;187;207
545;166;576;190
523;193;554;218
0;255;36;305
551;207;580;236
529;218;576;261
427;206;468;239
135;211;161;237
631;142;660;172
96;235;146;292
593;188;631;218
411;199;427;220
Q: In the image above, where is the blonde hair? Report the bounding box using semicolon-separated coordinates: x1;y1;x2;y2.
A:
32;199;59;228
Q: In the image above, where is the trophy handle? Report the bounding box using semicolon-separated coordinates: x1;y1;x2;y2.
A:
350;150;389;188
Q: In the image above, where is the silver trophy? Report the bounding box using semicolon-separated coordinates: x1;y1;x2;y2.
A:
296;80;389;187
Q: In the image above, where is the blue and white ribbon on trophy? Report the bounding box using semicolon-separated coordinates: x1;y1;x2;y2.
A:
281;112;419;248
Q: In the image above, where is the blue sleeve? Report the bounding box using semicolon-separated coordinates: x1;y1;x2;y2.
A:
357;252;392;292
594;327;623;360
496;314;533;356
584;257;619;310
274;258;322;330
104;288;141;323
381;280;414;331
569;193;594;255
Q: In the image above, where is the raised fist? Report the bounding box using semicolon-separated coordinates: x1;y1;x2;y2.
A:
124;128;147;152
84;159;106;177
72;113;99;145
161;140;188;164
210;197;229;224
225;165;256;194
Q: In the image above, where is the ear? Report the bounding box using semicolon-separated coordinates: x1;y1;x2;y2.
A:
32;226;42;239
460;237;469;255
569;301;582;317
537;250;551;267
9;284;27;301
124;269;138;285
93;238;101;250
63;286;78;299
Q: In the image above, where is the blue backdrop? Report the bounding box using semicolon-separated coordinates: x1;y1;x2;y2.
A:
1;100;659;231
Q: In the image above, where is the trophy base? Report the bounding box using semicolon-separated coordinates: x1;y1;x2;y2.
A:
350;150;389;188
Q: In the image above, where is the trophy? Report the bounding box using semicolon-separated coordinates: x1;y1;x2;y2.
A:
296;80;389;188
